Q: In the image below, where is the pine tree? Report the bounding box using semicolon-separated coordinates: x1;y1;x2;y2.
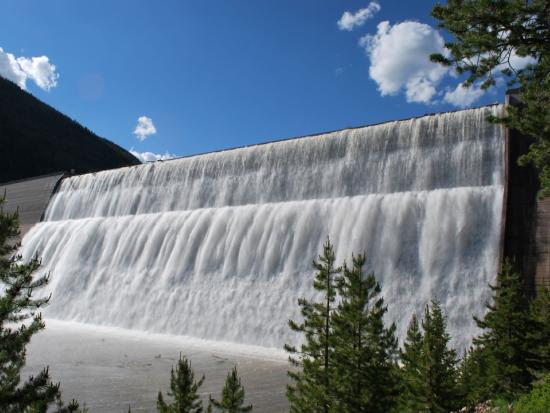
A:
0;196;85;412
431;0;550;196
157;355;205;413
528;286;550;376
209;366;252;413
466;260;541;401
332;253;400;413
285;239;340;413
400;314;427;412
458;345;492;407
421;301;460;413
399;301;459;413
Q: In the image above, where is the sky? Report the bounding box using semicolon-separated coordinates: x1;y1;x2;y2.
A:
0;0;532;162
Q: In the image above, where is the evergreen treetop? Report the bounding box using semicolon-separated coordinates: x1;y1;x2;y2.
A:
332;253;400;413
209;366;252;413
421;301;459;413
400;314;427;413
285;238;340;413
399;301;459;413
472;260;540;400
157;355;205;413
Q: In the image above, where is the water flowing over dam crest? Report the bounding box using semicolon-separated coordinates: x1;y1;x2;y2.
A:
20;105;505;351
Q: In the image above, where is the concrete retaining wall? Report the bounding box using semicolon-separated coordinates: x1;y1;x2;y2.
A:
0;172;65;236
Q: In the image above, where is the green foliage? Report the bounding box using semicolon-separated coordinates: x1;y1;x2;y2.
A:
0;196;85;412
431;0;546;89
431;0;550;196
332;253;400;413
491;398;512;413
459;263;550;407
514;374;550;413
0;75;139;183
458;345;493;406
510;57;550;197
528;286;550;374
400;314;427;412
422;301;460;412
400;301;460;413
209;366;252;413
51;399;87;413
285;239;340;413
157;355;205;413
286;243;402;412
470;260;540;400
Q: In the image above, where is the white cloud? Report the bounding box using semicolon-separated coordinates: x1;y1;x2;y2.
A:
0;48;26;88
338;2;381;31
405;77;438;103
133;116;157;141
0;47;58;91
502;50;537;72
17;55;58;90
130;150;177;163
360;21;449;103
356;22;539;107
443;83;485;107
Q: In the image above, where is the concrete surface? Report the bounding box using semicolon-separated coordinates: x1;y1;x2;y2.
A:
0;173;65;236
23;320;290;412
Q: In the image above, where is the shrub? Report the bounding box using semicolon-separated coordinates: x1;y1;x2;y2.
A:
514;375;550;413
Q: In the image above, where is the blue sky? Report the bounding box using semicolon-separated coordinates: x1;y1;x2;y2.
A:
0;1;521;161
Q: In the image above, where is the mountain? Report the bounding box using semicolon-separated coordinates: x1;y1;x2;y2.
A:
0;76;140;183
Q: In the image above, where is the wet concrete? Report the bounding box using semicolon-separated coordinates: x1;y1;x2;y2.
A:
24;320;290;412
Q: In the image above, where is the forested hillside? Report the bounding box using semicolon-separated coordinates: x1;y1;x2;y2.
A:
0;76;139;183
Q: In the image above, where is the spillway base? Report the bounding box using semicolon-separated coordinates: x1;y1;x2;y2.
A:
23;320;289;412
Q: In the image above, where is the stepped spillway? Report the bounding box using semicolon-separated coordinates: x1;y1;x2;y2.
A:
20;105;506;350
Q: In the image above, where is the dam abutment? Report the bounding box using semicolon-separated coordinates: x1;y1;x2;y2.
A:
501;91;550;294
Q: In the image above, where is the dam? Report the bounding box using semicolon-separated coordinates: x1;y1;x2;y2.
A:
18;104;507;351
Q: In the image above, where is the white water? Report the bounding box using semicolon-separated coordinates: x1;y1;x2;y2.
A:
21;106;505;351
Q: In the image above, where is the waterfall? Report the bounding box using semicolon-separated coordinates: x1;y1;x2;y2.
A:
20;105;505;351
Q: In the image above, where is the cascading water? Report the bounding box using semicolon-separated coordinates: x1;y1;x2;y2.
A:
20;105;505;351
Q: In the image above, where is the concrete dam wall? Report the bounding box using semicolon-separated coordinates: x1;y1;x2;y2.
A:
0;172;66;236
15;105;509;351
